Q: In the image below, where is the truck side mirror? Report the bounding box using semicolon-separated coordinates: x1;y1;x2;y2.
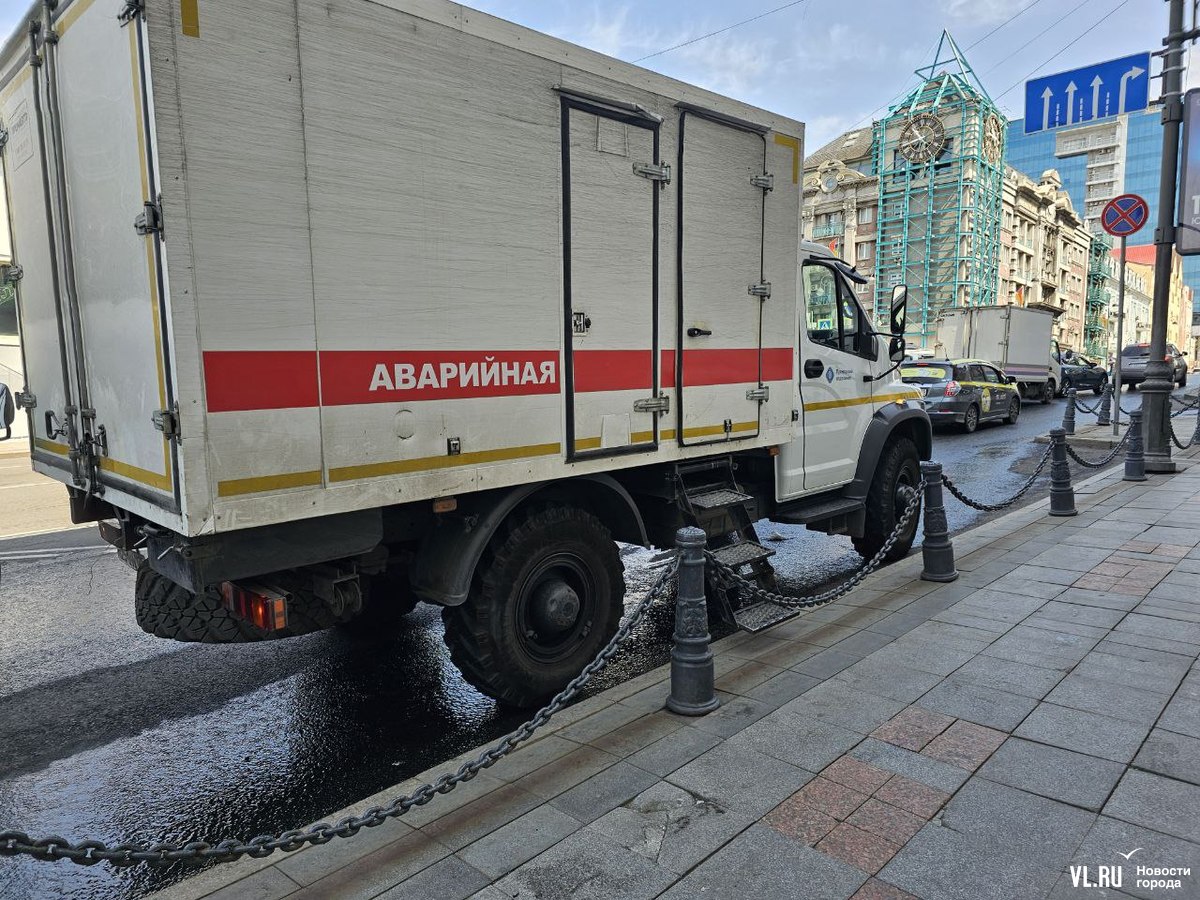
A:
889;336;905;364
0;382;13;441
889;285;907;336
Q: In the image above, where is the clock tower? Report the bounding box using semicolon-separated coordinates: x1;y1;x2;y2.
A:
874;32;1005;346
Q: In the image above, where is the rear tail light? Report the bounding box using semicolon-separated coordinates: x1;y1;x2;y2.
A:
220;582;289;632
944;381;961;397
1166;355;1174;362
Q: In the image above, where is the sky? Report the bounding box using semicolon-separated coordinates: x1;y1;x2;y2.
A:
0;0;1176;152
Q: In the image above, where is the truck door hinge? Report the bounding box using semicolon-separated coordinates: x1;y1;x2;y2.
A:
633;395;670;414
15;390;35;410
746;385;769;402
750;173;774;191
152;407;180;439
0;123;8;153
1;263;22;284
632;162;671;185
134;199;163;236
118;0;144;26
747;282;771;299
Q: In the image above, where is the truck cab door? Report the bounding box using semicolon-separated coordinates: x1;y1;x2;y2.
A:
784;259;878;495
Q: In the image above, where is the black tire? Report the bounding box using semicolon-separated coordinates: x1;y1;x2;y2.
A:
1041;379;1056;404
1178;372;1188;389
961;404;980;434
1004;396;1021;425
442;505;624;707
1129;381;1139;391
852;437;920;564
1061;378;1073;397
134;562;336;643
1093;381;1105;396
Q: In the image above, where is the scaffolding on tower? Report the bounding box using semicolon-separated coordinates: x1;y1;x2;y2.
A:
873;31;1005;346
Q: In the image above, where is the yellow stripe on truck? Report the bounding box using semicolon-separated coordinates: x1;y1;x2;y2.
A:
329;442;562;483
802;392;919;412
98;457;172;491
180;0;200;37
218;470;323;498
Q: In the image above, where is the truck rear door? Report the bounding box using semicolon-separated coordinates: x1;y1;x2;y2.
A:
17;3;177;508
676;107;768;446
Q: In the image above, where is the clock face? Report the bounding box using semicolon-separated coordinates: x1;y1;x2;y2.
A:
983;115;1004;165
899;113;945;163
821;173;839;193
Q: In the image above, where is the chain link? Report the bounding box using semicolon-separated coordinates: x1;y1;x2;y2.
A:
1172;396;1200;417
706;477;925;611
1063;428;1132;468
1170;427;1195;451
0;563;678;868
1072;395;1101;415
940;443;1053;512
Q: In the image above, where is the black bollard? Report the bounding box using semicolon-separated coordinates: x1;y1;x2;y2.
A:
666;527;720;716
1049;428;1078;517
1062;388;1078;435
1125;409;1147;482
1097;381;1112;427
1192;397;1200;448
919;461;958;582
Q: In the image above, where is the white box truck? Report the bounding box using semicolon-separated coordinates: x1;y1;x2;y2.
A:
0;0;928;705
934;305;1062;404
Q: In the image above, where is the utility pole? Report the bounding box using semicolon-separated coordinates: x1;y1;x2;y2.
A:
1144;0;1186;472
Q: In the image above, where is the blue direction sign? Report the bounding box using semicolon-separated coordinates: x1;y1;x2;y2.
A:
1101;194;1149;238
1024;52;1150;135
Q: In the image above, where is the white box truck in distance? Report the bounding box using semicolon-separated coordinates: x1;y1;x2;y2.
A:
0;0;929;706
935;306;1062;403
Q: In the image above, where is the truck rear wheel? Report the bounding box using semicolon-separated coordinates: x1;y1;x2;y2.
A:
852;437;920;564
442;505;624;707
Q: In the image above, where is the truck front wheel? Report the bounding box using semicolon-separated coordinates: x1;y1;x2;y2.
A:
1041;379;1056;404
852;437;921;564
442;505;625;707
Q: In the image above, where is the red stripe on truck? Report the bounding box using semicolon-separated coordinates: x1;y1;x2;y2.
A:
202;347;795;411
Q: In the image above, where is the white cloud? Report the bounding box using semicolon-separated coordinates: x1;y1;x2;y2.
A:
941;0;1031;25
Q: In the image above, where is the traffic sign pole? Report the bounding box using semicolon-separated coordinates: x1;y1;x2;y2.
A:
1100;194;1148;438
1113;235;1127;437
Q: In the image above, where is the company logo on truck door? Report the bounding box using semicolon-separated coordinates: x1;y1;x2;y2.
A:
323;351;559;405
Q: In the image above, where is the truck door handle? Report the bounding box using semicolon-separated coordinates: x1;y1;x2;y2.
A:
687;327;712;338
803;359;825;379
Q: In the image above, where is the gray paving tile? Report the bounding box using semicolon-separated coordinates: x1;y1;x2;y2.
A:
917;677;1039;731
1071;815;1200;900
1103;628;1200;657
1054;588;1143;612
1133;728;1200;786
880;822;1061;900
456;805;581;880
493;827;676;900
724;710;862;776
1044;675;1170;726
589;780;754;875
205;868;301;900
1039;601;1131;628
558;704;649;745
657;823;867;900
791;647;862;678
830;629;897;657
865;611;929;637
940;777;1096;868
1104;769;1200;843
952;655;1068;699
983;625;1098;669
745;669;820;709
687;696;773;738
1071;649;1192;696
625;725;721;777
850;737;970;794
714;660;784;695
273;816;416;887
832;657;945;703
377;855;489;900
978;738;1124;811
587;711;686;758
778;678;907;734
546;761;658;825
512;745;621;802
1044;873;1136;900
422;782;545;851
1116;613;1200;646
1015;703;1151;764
860;640;977;676
668;736;812;816
285;829;454;899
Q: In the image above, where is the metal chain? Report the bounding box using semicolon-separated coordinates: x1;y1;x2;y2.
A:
0;563;678;868
1072;395;1101;415
1170;427;1195;451
1171;397;1199;417
941;443;1053;512
1063;428;1132;468
706;477;925;612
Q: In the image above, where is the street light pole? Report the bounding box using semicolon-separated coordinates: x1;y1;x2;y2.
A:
1144;0;1186;472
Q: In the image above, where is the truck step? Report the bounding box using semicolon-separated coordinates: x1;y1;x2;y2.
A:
773;496;862;526
734;600;799;633
710;540;774;568
689;488;753;511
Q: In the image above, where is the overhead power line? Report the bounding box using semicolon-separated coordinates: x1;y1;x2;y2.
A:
632;0;810;63
978;0;1094;79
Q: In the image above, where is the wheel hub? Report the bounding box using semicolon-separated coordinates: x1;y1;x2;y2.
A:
530;579;581;633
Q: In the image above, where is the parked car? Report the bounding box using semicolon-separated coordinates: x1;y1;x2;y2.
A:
1119;343;1188;389
1057;352;1108;396
900;358;1022;433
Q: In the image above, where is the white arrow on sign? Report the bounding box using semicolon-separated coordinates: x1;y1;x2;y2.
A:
1119;65;1145;113
1065;81;1077;124
1091;75;1103;118
1042;86;1053;131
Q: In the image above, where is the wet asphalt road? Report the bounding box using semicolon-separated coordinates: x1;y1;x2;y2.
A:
0;380;1196;900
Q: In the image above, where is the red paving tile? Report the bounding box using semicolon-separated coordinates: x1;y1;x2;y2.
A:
870;707;955;752
921;720;1007;771
850;878;921;900
873;774;950;819
763;795;839;846
846;798;926;845
822;756;893;795
793;777;870;820
816;822;901;875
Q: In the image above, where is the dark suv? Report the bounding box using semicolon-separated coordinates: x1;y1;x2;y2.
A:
1120;343;1188;389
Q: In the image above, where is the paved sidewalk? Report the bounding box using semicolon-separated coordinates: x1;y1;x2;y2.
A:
155;453;1200;900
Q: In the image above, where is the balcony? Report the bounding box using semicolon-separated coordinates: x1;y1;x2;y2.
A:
812;223;843;239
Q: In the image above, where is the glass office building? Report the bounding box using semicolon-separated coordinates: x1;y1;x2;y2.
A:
1006;108;1200;312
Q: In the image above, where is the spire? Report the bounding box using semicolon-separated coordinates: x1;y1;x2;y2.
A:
914;30;993;103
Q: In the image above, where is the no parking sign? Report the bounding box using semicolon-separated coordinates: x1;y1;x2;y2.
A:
1101;194;1149;238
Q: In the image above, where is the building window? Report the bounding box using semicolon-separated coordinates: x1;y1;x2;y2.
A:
855;240;875;262
857;206;875;225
